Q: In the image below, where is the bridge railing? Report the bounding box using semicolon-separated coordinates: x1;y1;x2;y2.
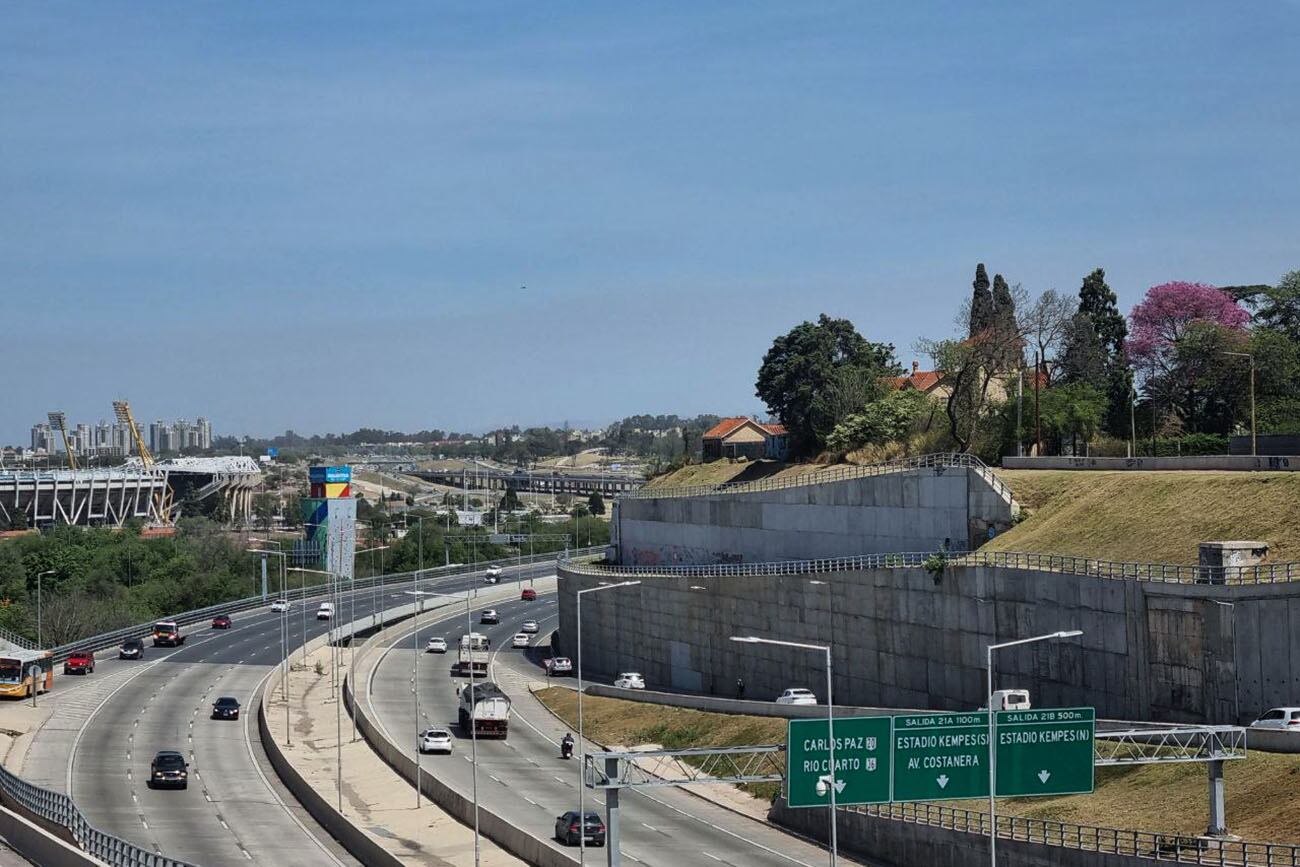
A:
561;549;1300;585
618;452;1002;500
44;546;605;664
852;801;1300;865
0;760;197;867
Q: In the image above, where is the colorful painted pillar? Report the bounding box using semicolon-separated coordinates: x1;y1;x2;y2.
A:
301;465;357;581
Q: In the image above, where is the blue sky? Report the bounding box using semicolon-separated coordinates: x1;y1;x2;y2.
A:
4;3;1299;442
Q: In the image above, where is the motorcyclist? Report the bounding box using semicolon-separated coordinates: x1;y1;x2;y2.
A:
561;732;575;758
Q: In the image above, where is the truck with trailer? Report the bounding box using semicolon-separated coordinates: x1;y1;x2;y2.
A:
457;681;511;739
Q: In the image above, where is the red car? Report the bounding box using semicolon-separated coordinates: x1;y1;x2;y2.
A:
211;614;232;629
521;588;537;601
64;650;95;675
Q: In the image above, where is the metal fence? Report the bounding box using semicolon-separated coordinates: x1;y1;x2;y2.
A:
618;452;1016;503
0;760;197;867
853;802;1300;866
560;549;1300;586
46;546;605;664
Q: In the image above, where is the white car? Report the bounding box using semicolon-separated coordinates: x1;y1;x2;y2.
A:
520;620;539;634
484;566;503;584
775;688;817;706
425;637;448;654
1250;707;1300;729
512;633;531;648
419;728;453;754
480;609;499;625
316;602;334;621
548;657;573;675
614;672;645;690
270;600;291;613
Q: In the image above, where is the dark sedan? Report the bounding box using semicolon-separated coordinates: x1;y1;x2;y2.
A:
211;696;241;720
554;811;606;847
149;751;188;789
119;638;145;660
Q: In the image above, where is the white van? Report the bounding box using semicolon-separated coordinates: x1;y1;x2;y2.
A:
317;602;335;621
984;689;1031;711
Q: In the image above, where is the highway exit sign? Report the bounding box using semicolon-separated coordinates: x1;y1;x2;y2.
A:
786;716;892;808
892;712;991;802
995;707;1094;797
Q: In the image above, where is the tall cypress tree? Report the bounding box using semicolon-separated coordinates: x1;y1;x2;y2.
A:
991;273;1021;369
969;263;994;338
1077;268;1127;356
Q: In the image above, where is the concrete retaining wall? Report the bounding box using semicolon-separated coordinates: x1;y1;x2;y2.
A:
559;562;1300;725
0;803;106;867
616;466;1015;566
1002;455;1299;471
770;799;1162;867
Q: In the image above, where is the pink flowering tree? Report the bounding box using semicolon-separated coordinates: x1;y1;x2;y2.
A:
1129;282;1251;431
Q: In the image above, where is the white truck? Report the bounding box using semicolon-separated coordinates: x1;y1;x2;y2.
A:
457;681;511;738
457;632;490;676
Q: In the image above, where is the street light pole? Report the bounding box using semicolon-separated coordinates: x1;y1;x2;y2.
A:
732;635;838;866
575;580;641;865
248;547;291;746
35;570;54;649
985;630;1082;866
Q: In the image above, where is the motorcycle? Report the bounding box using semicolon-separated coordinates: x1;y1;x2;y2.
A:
560;738;574;760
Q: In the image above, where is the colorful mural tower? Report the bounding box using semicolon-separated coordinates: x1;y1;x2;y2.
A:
300;465;357;581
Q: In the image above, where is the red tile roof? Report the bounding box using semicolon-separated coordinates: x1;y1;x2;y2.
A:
702;417;752;440
702;417;787;440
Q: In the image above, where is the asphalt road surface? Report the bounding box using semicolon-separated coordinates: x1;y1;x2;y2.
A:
366;592;864;867
56;564;550;866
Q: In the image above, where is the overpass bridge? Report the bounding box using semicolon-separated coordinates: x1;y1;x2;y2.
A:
410;465;643;497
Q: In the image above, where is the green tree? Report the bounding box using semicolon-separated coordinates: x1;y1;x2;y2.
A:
1038;383;1108;454
968;264;994;337
252;493;277;532
1251;270;1300;340
1058;314;1108;387
1077;267;1132;437
499;487;521;512
587;493;606;516
755;314;899;454
825;390;929;453
991;274;1022;368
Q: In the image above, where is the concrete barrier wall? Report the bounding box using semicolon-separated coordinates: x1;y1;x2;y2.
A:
584;684;926;719
0;803;107;867
616;466;1015;566
770;799;1162;867
559;562;1300;725
1002;455;1299;471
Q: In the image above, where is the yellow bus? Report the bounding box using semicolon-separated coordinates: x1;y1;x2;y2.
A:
0;649;54;698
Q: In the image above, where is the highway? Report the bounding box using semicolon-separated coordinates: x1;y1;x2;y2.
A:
50;565;551;866
366;592;864;867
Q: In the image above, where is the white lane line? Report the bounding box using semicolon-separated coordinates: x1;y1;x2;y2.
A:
641;823;658;832
703;854;723;863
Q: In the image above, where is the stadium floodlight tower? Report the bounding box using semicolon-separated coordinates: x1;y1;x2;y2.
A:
47;411;78;470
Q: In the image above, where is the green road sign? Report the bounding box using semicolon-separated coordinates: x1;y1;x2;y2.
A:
785;716;892;808
891;712;990;802
994;707;1095;797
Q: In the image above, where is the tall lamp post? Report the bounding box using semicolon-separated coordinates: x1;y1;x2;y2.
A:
248;547;292;745
985;630;1082;867
732;635;839;867
575;580;641;864
34;570;55;649
418;588;481;867
289;564;346;814
1221;350;1256;456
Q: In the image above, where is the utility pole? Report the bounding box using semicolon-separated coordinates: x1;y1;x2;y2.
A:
1033;351;1042;457
1016;368;1024;458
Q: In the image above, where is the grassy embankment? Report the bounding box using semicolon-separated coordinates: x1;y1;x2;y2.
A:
535;688;1300;843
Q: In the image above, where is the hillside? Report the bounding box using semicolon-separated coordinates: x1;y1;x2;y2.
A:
990;470;1300;564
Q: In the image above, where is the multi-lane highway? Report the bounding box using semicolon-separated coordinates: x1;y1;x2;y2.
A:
366;592;864;867
38;564;551;866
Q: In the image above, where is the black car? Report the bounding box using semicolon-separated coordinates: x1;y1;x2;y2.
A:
211;697;240;720
149;751;188;789
554;811;606;847
119;639;145;660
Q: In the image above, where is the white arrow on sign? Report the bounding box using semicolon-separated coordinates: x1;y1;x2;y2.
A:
817;775;847;795
936;774;950;789
1038;770;1051;784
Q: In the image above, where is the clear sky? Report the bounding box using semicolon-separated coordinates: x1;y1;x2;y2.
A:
5;3;1299;443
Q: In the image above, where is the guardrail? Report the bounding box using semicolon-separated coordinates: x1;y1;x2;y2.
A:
0;760;196;867
852;802;1300;866
560;549;1300;586
44;547;604;663
619;452;1004;500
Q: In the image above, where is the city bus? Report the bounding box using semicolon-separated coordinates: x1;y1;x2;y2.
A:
0;650;54;698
